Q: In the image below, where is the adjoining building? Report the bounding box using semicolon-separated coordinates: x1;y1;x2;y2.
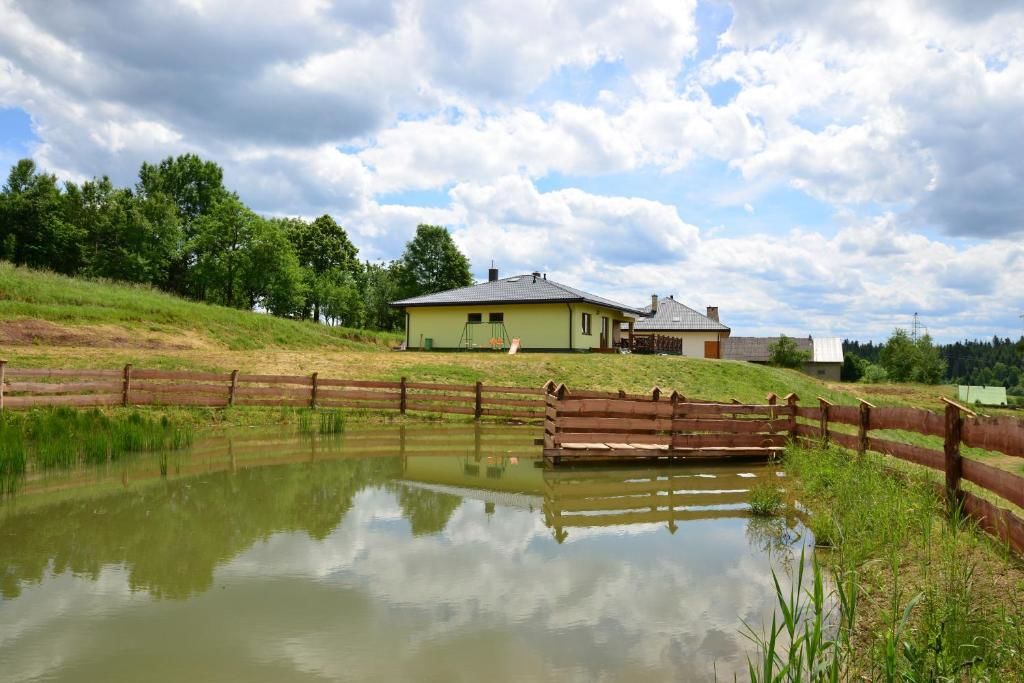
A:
621;296;731;358
390;267;646;351
722;335;844;381
957;385;1008;407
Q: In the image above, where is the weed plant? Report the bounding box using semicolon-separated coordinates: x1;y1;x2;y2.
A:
0;407;194;476
749;480;784;516
748;443;1024;680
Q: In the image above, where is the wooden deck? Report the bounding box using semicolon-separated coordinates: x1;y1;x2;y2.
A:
541;384;792;467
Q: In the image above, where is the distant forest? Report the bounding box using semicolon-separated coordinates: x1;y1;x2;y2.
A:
844;337;1024;394
0;155;475;333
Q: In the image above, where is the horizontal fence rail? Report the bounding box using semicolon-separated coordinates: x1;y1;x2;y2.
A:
0;362;552;423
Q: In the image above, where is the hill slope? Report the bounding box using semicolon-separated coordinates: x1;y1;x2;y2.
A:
0;262;400;351
0;262;963;410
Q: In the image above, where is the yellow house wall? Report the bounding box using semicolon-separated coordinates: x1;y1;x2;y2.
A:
403;303;633;351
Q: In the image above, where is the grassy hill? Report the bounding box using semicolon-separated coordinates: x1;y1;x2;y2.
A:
0;262;965;410
0;262;401;351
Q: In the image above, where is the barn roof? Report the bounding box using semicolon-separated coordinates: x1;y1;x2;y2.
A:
390;274;647;317
722;336;843;363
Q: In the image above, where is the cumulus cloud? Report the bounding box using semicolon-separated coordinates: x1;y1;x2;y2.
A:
1;0;1022;338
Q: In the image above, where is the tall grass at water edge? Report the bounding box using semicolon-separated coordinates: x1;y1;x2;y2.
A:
744;444;1024;681
291;408;346;437
0;408;194;494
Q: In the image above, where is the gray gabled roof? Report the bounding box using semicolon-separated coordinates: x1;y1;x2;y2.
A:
626;297;730;332
722;336;819;362
390;274;647;316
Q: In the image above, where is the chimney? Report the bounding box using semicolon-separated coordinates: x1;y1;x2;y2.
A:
488;262;499;282
532;271;541;283
706;306;719;321
651;294;658;313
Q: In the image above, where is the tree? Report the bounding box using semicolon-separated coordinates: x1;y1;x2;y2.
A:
362;261;404;331
841;352;865;382
879;328;917;382
396;224;472;298
911;333;946;384
0;159;83;273
136;154;226;295
188;194;258;307
287;215;361;322
768;335;811;369
241;218;306;316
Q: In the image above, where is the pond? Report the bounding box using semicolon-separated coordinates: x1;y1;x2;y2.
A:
0;423;808;682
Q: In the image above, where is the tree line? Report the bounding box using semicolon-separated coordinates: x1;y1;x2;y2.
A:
844;333;1024;394
0;155;474;331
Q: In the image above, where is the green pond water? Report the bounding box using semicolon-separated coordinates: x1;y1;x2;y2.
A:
0;423;808;682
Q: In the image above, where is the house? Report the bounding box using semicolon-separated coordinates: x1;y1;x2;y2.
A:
390;267;646;351
722;335;844;381
957;385;1008;407
621;296;731;358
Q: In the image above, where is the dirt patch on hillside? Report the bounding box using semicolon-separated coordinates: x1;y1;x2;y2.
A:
0;319;209;350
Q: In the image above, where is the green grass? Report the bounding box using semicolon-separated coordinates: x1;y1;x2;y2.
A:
0;407;195;491
0;262;401;351
753;443;1024;680
749;480;784;516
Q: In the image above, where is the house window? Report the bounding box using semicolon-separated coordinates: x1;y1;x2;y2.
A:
467;313;482;323
489;312;504;322
581;312;592;335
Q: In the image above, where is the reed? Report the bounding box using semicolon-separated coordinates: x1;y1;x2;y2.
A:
318;410;345;435
0;407;194;473
0;424;27;496
750;443;1024;680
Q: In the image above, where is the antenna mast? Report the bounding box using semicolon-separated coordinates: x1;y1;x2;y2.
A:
911;312;921;342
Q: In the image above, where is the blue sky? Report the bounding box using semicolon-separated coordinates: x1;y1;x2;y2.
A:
1;0;1022;342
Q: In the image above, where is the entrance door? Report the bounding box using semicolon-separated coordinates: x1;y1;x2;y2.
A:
600;317;610;349
704;340;720;359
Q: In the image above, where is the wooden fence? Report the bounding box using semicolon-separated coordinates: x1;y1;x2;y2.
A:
791;394;1024;555
0;362;545;421
542;384;792;463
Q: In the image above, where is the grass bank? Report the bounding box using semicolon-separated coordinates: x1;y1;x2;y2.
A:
0;262;401;351
750;444;1024;680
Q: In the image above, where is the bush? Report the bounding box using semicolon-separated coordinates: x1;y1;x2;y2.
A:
768;335;811;369
860;362;889;383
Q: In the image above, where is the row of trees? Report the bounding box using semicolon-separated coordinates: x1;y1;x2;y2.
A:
844;334;1024;391
0;156;474;330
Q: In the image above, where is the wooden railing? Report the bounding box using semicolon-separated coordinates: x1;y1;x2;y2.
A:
542;384;792;462
629;334;683;355
791;393;1024;555
0;362;545;421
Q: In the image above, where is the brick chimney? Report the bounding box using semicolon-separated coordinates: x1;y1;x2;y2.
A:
706;306;719;321
651;294;658;313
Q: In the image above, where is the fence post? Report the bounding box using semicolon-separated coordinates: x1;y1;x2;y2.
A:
818;397;832;447
944;401;964;513
785;393;799;442
651;386;661;402
400;377;407;415
122;364;132;407
474;380;483;420
0;359;6;413
228;370;239;407
857;399;874;456
618;389;626;399
310;372;319;408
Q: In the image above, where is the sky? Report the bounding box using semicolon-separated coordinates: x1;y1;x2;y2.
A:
0;0;1022;342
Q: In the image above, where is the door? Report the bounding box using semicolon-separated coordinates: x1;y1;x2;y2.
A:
704;340;720;359
600;317;610;349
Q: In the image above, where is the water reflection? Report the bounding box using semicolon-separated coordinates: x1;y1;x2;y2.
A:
0;423;805;682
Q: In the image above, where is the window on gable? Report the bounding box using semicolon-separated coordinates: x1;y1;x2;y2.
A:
581;312;592;335
467;313;482;323
489;312;504;322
